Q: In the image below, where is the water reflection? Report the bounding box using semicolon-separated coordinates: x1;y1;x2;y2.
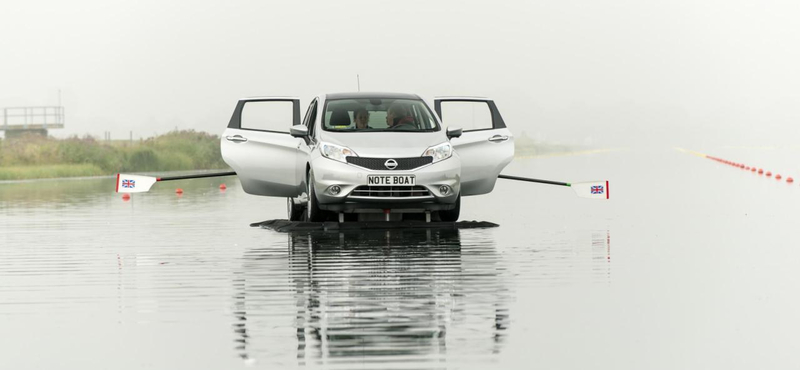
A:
232;229;510;367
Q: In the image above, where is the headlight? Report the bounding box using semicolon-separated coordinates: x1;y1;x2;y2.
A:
422;142;452;163
320;142;357;163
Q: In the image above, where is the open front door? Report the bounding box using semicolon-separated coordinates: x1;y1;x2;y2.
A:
434;97;514;196
221;97;303;197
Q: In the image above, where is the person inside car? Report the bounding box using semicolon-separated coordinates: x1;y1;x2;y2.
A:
354;108;371;129
386;102;416;130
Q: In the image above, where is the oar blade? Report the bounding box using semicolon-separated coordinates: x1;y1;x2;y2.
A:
571;180;609;199
116;174;158;193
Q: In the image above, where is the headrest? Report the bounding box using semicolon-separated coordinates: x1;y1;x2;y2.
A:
329;109;351;126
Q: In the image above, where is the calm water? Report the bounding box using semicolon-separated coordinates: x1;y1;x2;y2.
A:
2;147;799;369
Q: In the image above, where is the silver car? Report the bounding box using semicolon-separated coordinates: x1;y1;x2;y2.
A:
221;92;514;222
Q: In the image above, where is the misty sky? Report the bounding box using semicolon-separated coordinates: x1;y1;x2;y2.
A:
2;0;799;147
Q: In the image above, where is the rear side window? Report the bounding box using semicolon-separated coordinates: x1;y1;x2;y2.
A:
438;101;493;131
240;101;294;133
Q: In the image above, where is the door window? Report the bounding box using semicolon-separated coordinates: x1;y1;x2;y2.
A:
240;101;294;133
438;101;493;131
302;99;318;138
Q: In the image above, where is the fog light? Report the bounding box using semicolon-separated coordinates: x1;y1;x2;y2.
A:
439;185;449;195
329;185;341;195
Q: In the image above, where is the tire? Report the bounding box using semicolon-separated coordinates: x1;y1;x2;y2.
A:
306;170;326;222
438;194;460;222
287;197;303;221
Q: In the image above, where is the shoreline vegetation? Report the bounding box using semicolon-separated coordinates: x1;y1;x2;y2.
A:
0;130;229;181
0;130;583;181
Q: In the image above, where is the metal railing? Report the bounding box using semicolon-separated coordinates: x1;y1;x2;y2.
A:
2;106;65;131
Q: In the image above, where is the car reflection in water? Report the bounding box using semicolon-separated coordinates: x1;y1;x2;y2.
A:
231;228;510;366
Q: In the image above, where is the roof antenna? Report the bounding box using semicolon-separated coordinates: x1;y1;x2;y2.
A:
357;74;361;92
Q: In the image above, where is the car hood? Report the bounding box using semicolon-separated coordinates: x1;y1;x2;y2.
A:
319;131;447;158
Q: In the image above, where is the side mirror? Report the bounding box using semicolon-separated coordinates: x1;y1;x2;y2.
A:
446;127;462;139
290;125;308;138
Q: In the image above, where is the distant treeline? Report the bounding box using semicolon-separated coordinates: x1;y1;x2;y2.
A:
0;130;229;180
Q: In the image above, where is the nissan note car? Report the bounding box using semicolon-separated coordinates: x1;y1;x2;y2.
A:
221;92;514;222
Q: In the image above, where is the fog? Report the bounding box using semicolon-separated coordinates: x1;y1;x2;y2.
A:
2;0;799;147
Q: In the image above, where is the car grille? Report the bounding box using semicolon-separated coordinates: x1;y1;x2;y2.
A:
350;185;431;198
346;156;433;171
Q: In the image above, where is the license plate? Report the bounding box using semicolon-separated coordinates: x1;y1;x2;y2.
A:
367;175;416;186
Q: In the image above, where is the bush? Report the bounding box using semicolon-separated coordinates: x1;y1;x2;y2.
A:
126;148;159;171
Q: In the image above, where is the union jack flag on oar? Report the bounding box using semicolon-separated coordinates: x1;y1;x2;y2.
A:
115;171;237;193
497;175;610;200
116;174;157;193
572;181;609;199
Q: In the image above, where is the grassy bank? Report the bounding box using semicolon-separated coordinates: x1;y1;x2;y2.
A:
0;130;229;180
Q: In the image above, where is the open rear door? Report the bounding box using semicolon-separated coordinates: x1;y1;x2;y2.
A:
434;97;514;196
221;97;303;197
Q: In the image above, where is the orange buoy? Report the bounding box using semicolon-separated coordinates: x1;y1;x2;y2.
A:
766;171;772;177
176;188;184;194
758;169;764;174
219;183;227;190
776;174;782;180
751;168;756;172
122;193;130;201
787;177;794;183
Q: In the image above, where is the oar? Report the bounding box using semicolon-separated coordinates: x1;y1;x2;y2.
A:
116;171;236;193
498;174;609;199
115;170;609;199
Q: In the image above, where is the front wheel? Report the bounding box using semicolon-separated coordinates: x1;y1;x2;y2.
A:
306;171;326;222
438;194;461;222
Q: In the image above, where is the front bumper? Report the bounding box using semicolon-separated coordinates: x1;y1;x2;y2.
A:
312;155;461;213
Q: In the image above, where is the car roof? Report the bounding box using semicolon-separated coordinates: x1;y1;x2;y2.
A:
324;92;422;100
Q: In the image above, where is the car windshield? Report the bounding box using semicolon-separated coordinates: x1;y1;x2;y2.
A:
322;98;439;132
